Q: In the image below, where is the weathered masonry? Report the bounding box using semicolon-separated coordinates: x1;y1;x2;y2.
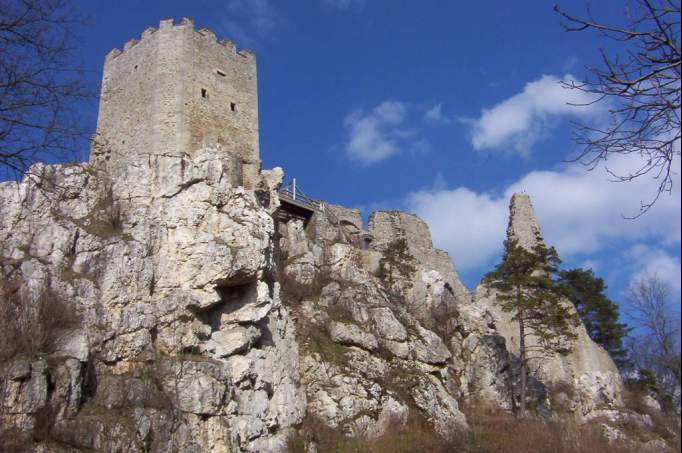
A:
92;18;261;188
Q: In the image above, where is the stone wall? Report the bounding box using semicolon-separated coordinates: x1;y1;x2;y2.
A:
93;18;260;188
368;211;469;304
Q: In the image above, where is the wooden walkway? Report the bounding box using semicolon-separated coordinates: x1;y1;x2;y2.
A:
277;179;322;222
278;179;322;213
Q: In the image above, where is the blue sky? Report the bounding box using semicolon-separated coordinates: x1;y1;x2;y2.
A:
70;1;680;311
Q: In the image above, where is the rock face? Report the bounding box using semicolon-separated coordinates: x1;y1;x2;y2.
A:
476;194;624;419
368;211;470;306
0;154;304;452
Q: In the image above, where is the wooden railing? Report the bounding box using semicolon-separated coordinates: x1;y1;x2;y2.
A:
278;179;322;212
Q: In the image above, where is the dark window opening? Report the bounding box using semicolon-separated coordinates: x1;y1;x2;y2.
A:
134;64;138;70
230;102;236;112
216;70;226;77
201;88;208;99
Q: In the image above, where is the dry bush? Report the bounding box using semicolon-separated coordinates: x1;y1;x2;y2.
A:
277;265;332;304
461;403;629;453
286;404;636;453
32;402;59;442
547;380;576;415
0;427;33;453
622;383;681;449
0;276;81;361
287;413;463;453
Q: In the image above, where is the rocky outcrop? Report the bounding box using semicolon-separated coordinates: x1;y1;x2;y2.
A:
3;160;675;451
476;194;623;419
277;216;472;441
368;211;470;306
0;152;304;452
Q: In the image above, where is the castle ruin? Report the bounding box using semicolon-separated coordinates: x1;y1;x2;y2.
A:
92;18;261;188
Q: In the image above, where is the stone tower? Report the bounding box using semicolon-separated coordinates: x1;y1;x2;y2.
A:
92;18;260;187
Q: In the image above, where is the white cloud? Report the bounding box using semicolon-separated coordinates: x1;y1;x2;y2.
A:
406;154;681;273
221;0;278;45
425;103;447;123
324;0;366;10
469;74;603;155
407;187;507;270
344;101;428;165
625;245;681;295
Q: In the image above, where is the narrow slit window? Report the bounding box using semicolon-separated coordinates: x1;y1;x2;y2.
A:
216;69;226;77
230;102;236;112
201;88;208;99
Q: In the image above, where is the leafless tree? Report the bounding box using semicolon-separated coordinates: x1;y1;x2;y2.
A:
626;274;681;410
555;1;681;217
0;0;93;178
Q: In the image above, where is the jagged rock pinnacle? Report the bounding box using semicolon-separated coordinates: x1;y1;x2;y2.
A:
507;193;544;251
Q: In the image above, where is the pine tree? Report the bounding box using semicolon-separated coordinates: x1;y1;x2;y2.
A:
558;268;630;368
484;239;579;416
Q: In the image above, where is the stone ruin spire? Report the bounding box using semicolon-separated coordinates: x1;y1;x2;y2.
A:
506;193;545;251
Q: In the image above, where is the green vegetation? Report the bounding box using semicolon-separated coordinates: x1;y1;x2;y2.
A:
557;268;630;368
484;239;579;415
378;238;417;286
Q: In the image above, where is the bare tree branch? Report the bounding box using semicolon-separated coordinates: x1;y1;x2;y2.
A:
555;0;681;217
626;274;681;412
0;0;94;179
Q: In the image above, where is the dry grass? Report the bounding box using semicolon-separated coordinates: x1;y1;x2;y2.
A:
461;404;629;453
287;414;463;453
287;405;636;453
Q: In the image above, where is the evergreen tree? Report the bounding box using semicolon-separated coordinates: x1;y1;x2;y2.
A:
484;239;579;416
558;268;630;368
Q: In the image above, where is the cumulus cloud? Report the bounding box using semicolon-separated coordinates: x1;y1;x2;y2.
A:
406;153;681;273
625;245;681;295
468;74;603;155
407;187;507;270
344;101;428;165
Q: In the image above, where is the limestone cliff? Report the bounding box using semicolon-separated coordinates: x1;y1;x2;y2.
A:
476;194;624;420
0;162;676;452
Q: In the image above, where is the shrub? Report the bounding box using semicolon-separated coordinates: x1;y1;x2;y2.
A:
460;403;629;453
287;413;463;453
0;275;81;361
277;265;332;304
378;238;416;286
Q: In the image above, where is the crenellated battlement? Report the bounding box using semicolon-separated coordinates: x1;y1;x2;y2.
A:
104;18;255;64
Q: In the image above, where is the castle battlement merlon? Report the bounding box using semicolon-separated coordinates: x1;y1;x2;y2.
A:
104;18;255;64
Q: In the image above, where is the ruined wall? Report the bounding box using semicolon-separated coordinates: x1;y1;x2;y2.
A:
368;211;470;304
506;193;544;251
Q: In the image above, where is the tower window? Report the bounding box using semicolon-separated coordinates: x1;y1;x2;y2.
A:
201;88;208;99
230;102;236;112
